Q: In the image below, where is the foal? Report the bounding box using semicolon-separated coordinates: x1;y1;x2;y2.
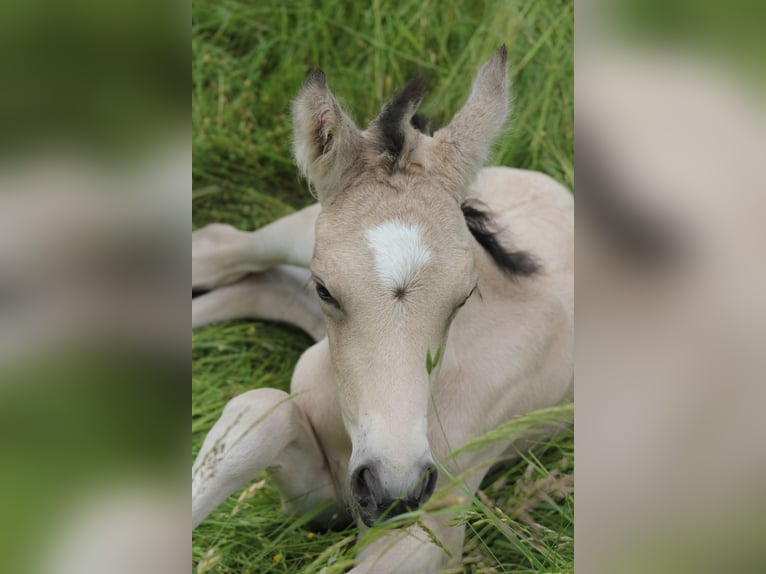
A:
192;46;573;573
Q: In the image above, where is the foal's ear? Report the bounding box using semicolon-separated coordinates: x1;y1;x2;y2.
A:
434;46;510;191
292;70;362;203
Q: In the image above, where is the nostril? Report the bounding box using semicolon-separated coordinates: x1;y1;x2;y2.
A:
352;462;437;520
419;464;438;504
351;465;379;509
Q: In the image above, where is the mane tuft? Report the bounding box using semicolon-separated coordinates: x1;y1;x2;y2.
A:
461;200;541;277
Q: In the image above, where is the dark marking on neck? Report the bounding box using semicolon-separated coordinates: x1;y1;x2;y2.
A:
461;200;540;277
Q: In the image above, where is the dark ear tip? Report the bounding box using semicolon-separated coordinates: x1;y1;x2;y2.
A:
498;44;508;62
408;74;430;103
306;68;327;87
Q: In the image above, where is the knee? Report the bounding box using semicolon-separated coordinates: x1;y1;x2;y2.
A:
220;388;302;438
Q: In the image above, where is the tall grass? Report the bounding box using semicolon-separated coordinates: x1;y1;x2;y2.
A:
192;0;573;571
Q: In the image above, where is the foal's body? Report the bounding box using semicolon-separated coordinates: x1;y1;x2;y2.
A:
193;49;573;573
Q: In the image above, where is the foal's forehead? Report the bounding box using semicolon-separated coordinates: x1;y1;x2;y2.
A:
314;190;474;290
315;168;474;267
364;219;433;295
319;187;466;247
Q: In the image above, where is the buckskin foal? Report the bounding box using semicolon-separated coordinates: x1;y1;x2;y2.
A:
192;46;573;573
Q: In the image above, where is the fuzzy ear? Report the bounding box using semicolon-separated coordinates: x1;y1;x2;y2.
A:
292;70;362;203
433;46;510;189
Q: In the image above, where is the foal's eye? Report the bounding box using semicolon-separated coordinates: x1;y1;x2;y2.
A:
457;285;478;309
315;283;339;307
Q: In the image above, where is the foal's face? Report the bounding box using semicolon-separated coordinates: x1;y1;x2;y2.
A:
312;188;477;524
292;46;509;524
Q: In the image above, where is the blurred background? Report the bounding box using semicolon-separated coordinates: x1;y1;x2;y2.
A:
0;0;188;573
576;1;766;573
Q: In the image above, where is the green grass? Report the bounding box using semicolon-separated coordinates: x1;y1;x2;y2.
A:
192;0;573;571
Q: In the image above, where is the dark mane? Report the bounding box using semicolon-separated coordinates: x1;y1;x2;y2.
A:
375;76;428;159
461;200;540;277
409;113;433;136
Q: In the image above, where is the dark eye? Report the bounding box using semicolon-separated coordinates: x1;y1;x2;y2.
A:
315;282;339;307
456;285;477;309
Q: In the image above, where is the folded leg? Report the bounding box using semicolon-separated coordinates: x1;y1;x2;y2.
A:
193;203;320;290
192;387;343;529
350;513;466;574
191;266;325;340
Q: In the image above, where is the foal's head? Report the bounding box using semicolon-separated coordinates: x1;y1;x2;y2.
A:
292;47;510;526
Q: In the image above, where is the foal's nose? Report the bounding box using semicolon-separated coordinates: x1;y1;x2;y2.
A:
350;461;438;525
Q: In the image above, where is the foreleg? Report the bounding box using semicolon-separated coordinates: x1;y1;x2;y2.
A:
192;387;341;529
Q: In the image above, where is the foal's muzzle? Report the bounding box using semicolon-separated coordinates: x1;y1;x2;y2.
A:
350;461;438;526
